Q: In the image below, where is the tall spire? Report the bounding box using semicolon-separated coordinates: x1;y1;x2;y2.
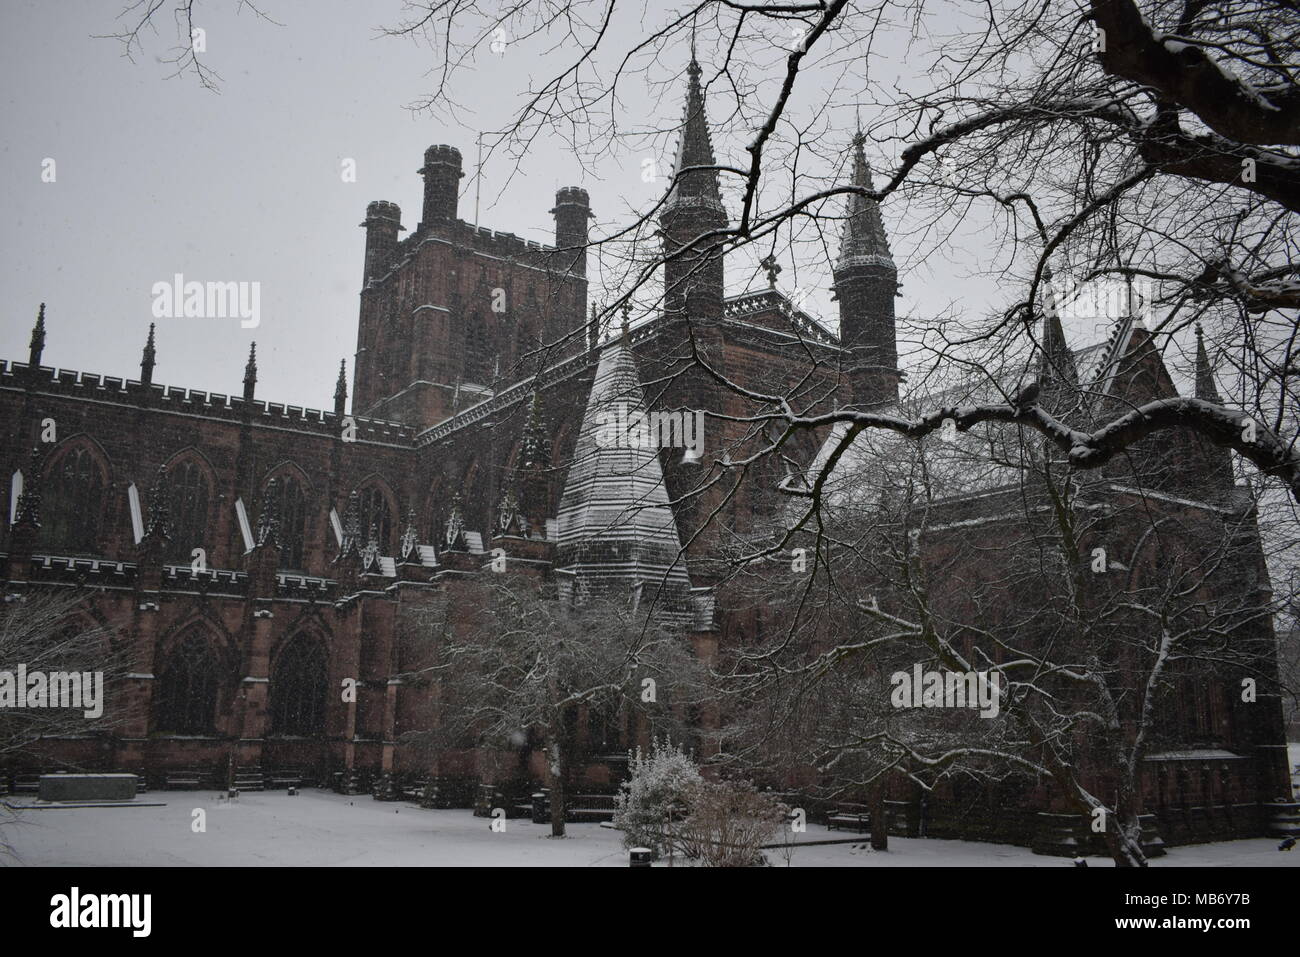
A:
28;303;46;367
836;130;894;272
243;342;258;402
660;52;728;326
833;127;900;409
140;323;157;387
663;55;724;214
1194;324;1222;403
334;359;348;416
1037;268;1080;416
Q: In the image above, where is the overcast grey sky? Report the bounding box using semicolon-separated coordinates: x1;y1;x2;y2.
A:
1;0;1151;413
1;0;608;410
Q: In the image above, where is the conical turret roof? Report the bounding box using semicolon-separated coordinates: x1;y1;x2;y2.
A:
555;337;692;622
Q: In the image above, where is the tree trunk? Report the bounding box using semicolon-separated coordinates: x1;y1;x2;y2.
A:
1103;786;1148;867
548;735;566;838
871;780;889;850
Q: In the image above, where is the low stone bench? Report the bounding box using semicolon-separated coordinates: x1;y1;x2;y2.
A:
39;773;138;803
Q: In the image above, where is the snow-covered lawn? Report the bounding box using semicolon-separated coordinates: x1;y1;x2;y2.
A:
2;789;1294;867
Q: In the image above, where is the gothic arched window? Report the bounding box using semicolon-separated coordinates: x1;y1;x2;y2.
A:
269;475;309;570
270;635;328;736
44;446;107;554
155;630;220;734
166;460;211;563
358;485;394;554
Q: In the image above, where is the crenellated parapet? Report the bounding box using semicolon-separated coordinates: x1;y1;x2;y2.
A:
0;360;415;446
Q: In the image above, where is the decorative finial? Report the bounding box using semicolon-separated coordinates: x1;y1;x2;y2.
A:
28;303;47;367
760;253;782;289
144;464;171;542
334;359;348;416
243;342;258;401
140;323;157;386
399;506;419;560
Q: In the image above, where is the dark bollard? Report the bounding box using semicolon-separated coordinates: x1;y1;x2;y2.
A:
531;792;549;825
629;848;653;868
287;786;298;796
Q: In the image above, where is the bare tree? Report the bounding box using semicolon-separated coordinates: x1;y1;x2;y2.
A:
0;589;135;856
399;572;706;837
715;386;1290;865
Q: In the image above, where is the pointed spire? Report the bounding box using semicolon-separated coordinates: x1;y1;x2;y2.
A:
518;390;551;538
1037;281;1079;416
1194;324;1222;403
663;52;724;215
335;490;362;562
836;131;894;273
398;505;420;561
144;464;171;543
519;390;551;472
140;323;157;387
28;303;46;367
256;477;282;549
444;493;467;550
243;343;258;402
361;522;380;571
496;487;524;537
334;359;348;416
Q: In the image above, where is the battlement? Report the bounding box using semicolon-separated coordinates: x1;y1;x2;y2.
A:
1;359;416;445
462;223;553;259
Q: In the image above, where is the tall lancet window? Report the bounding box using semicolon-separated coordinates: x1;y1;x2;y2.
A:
44;446;107;554
270;635;327;736
166;460;211;563
357;486;394;554
268;475;308;570
155;630;220;734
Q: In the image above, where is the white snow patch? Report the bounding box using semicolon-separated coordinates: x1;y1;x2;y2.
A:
2;790;1293;867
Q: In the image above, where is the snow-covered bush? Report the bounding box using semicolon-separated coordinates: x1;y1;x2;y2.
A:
672;779;789;867
614;738;702;855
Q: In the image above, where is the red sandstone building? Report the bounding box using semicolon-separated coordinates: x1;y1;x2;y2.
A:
1;58;1292;852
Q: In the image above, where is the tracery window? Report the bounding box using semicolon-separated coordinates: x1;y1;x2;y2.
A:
166;460;210;563
44;447;107;554
154;630;220;734
269;474;309;570
357;485;394;554
270;635;327;736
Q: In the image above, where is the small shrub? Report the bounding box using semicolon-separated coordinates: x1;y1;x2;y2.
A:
671;779;789;867
614;738;702;856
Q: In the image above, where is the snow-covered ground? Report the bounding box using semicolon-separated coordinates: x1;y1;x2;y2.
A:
3;789;1295;866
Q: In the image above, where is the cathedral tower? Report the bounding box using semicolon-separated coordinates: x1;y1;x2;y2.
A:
833;130;899;408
